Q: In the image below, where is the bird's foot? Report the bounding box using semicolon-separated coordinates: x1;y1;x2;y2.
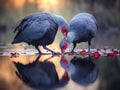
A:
35;52;42;55
70;50;74;53
87;49;92;56
52;52;61;55
39;52;42;55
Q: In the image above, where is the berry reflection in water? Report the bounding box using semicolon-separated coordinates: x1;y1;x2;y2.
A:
13;55;69;90
60;56;98;86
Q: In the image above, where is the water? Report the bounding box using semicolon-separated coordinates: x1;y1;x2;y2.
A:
0;46;120;90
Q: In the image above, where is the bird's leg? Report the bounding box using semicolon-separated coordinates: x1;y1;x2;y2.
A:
71;43;76;53
35;46;42;54
88;40;91;59
43;46;60;55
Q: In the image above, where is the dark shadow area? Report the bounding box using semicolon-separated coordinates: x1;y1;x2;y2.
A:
96;56;120;90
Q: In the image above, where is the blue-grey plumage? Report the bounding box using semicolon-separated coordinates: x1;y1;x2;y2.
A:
60;13;97;54
12;12;69;54
70;57;98;86
13;55;69;89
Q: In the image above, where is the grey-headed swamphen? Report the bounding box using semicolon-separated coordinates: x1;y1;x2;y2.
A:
12;12;68;54
60;13;97;54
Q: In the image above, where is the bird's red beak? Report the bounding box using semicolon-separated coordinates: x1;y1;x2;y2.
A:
61;25;68;38
61;42;68;53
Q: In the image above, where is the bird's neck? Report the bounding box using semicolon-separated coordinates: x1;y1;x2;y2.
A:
53;14;68;30
67;32;75;44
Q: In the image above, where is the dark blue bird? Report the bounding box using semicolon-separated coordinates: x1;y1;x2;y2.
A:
60;56;98;86
13;55;69;90
60;13;97;54
12;12;68;54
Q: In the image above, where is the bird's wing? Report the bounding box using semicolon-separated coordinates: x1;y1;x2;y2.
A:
14;18;26;33
86;18;97;37
14;19;50;42
14;12;52;32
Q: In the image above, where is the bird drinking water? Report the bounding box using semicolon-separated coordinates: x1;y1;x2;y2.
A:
12;12;68;55
60;13;97;55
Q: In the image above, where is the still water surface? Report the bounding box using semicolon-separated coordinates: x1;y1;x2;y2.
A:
0;46;120;90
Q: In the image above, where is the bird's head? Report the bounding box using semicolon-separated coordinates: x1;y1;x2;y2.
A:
60;32;75;54
61;25;68;38
59;37;68;53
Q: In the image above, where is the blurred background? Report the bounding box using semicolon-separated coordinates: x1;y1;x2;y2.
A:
0;0;120;90
0;0;120;48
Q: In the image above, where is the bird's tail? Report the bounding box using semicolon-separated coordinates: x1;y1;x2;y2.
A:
11;41;15;44
11;38;20;44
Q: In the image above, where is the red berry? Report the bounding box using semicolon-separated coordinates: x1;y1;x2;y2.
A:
80;49;86;57
68;52;74;56
10;52;19;58
107;53;116;58
112;50;119;55
91;51;101;59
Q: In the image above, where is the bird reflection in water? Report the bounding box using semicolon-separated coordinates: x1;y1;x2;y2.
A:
13;55;70;90
60;56;98;86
